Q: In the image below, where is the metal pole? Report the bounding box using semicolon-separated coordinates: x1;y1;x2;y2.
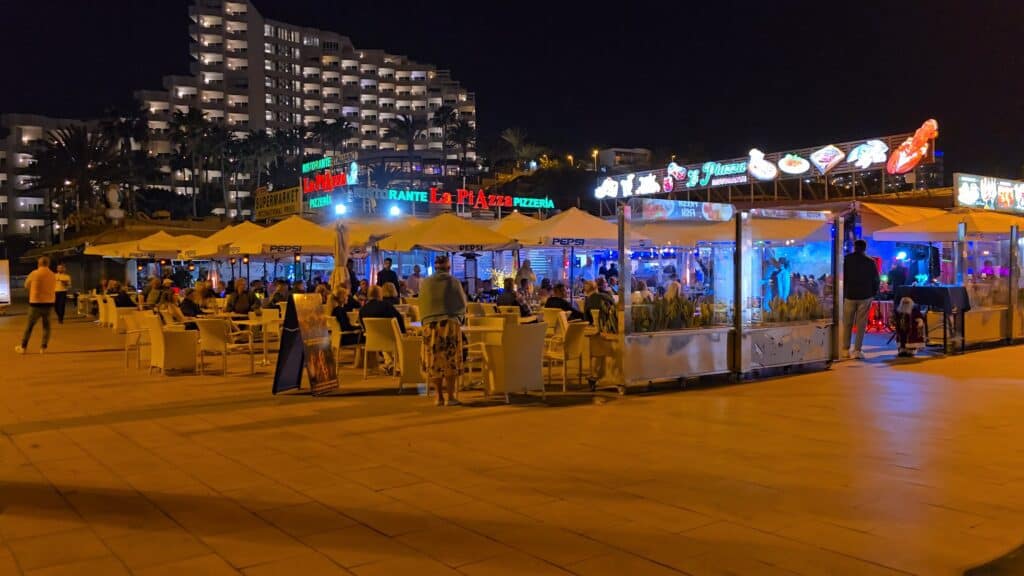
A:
832;215;845;361
733;212;746;376
955;221;967;285
1009;225;1019;342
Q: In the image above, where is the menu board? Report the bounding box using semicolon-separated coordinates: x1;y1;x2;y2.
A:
272;294;338;396
955;173;1024;213
0;260;9;306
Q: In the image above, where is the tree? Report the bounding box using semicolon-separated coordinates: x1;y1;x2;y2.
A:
28;126;117;240
432;104;457;173
103;99;150;215
169;108;209;217
312;120;356;156
448;119;476;176
500;128;528;168
386;114;426;171
204;123;237;221
241;130;278;195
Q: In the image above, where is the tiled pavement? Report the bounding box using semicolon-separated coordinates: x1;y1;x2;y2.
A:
1;310;1023;575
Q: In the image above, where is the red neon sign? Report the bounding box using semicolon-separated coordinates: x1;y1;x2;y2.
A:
302;171;349;194
429;188;514;210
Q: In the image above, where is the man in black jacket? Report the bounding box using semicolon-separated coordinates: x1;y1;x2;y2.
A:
376;257;399;290
843;239;880;359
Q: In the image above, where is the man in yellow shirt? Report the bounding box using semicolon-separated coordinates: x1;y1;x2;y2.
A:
17;257;57;354
54;263;71;324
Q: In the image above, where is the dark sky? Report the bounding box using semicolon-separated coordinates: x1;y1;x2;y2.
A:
2;0;1022;176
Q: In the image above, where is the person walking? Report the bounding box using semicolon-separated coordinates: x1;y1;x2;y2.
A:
843;239;880;360
54;263;71;324
17;257;57;354
418;254;467;406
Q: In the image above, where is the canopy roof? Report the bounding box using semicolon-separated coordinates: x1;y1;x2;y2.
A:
180;221;265;259
516;207;619;248
85;231;204;259
489;212;540;239
858;202;945;235
332;218;414;247
637;217;832;246
229;215;335;255
873;209;1024;242
376;213;518;252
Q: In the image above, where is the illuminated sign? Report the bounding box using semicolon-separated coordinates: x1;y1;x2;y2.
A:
254;186;301;220
308;195;331;209
379;188;554;211
887;119;938;175
301;157;332;174
847;140;888;169
591;120;938;199
810;145;845;175
301;161;359;194
748;149;778;181
955;173;1024;213
777;154;810;175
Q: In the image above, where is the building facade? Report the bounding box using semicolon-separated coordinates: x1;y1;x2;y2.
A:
0;114;91;253
136;0;477;208
598;147;652;173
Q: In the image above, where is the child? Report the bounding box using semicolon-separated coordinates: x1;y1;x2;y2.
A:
893;296;925;357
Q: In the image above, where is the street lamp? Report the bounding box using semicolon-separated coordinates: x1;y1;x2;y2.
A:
567;154;574;167
591;149;598;171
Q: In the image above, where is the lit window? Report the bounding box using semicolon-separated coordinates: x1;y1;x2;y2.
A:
264;24;274;37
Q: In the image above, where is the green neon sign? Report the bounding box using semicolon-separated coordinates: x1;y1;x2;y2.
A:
302;157;332;174
308;195;331;209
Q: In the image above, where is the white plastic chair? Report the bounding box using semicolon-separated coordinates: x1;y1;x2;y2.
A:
542;308;567;339
97;295;109;327
327;316;361;365
122;311;151;370
466;302;485;317
464;316;504;392
544;322;587;392
195;318;256;375
498;305;521;316
361;317;401;385
141;314;196;374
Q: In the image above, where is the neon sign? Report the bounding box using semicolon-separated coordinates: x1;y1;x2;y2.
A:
747;149;777;181
308;195;331;209
955;173;1024;213
383;188;554;210
887;119;938;175
847;140;888;169
777;154;810;175
302;157;332;174
810;145;844;175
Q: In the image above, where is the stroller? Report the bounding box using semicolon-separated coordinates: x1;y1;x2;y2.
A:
892;297;926;357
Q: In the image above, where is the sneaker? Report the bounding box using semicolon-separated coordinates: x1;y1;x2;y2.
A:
446;397;462;407
14;345;25;354
852;350;865;360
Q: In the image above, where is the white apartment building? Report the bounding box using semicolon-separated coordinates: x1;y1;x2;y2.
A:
0;113;89;249
136;0;477;204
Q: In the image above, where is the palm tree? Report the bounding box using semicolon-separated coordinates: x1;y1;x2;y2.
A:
103;99;150;215
312;120;356;156
28;126;117;240
204;123;237;221
432;104;457;173
386;114;426;172
448;119;476;176
169;108;209;217
500;128;528;168
241;130;278;199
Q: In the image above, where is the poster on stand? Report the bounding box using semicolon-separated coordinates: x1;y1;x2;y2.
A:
272;294;339;396
0;260;9;306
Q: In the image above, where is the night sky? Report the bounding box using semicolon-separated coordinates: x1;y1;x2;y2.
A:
3;0;1022;177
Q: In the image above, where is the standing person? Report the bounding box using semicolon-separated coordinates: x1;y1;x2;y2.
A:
843;239;880;360
53;263;71;324
888;258;909;295
405;264;422;295
17;257;57;354
377;257;399;288
346;258;360;291
515;259;537;294
606;262;619;279
418;254;467;406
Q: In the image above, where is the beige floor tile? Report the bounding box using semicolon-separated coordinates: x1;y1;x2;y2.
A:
338;500;438;537
491;524;607;567
102;528;210;570
221;480;312;512
133;554;241;576
0;546;19;576
396;518;512;567
380;481;474;512
241;551;352;575
350;555;462;576
23;555;128;576
256;502;356;539
200;525;308;570
568;551;684;576
342;465;422;491
0;505;86;541
304;524;415;568
457;551;575;576
6;528;109;572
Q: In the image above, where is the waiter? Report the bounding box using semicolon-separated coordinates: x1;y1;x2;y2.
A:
54;263;72;324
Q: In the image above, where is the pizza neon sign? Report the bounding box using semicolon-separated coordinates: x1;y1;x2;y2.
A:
301;160;360;194
385;188;554;210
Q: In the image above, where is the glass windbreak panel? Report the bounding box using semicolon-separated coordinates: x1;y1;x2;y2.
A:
964;239;1010;307
625;198;736;333
742;210;834;326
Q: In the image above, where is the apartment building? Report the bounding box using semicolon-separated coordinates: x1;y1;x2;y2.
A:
136;0;477;205
0;113;90;250
598;147;653;173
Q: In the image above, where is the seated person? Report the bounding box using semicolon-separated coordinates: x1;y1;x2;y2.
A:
178;288;205;318
157;292;197;330
330;287;361;346
108;281;137;308
292;280;306;294
584;280;615;325
314;283;330;304
225;278;261;315
359;285;406;334
544;283;584;321
269;280;289;305
495;278;530;316
382;282;402;306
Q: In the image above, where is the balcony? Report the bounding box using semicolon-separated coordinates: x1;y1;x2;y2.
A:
228;101;249;110
303;89;321;96
227;47;248;55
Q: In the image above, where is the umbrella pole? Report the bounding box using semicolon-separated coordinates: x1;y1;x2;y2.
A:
308;255;314;283
570;247;575;295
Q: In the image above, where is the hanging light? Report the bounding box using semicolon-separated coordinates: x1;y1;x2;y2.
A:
242;256;250;264
294;254;302;263
188;263;196;272
136;264;144;272
230;257;237;265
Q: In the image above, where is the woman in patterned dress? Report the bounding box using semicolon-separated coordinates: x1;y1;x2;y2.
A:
417;254;467;406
